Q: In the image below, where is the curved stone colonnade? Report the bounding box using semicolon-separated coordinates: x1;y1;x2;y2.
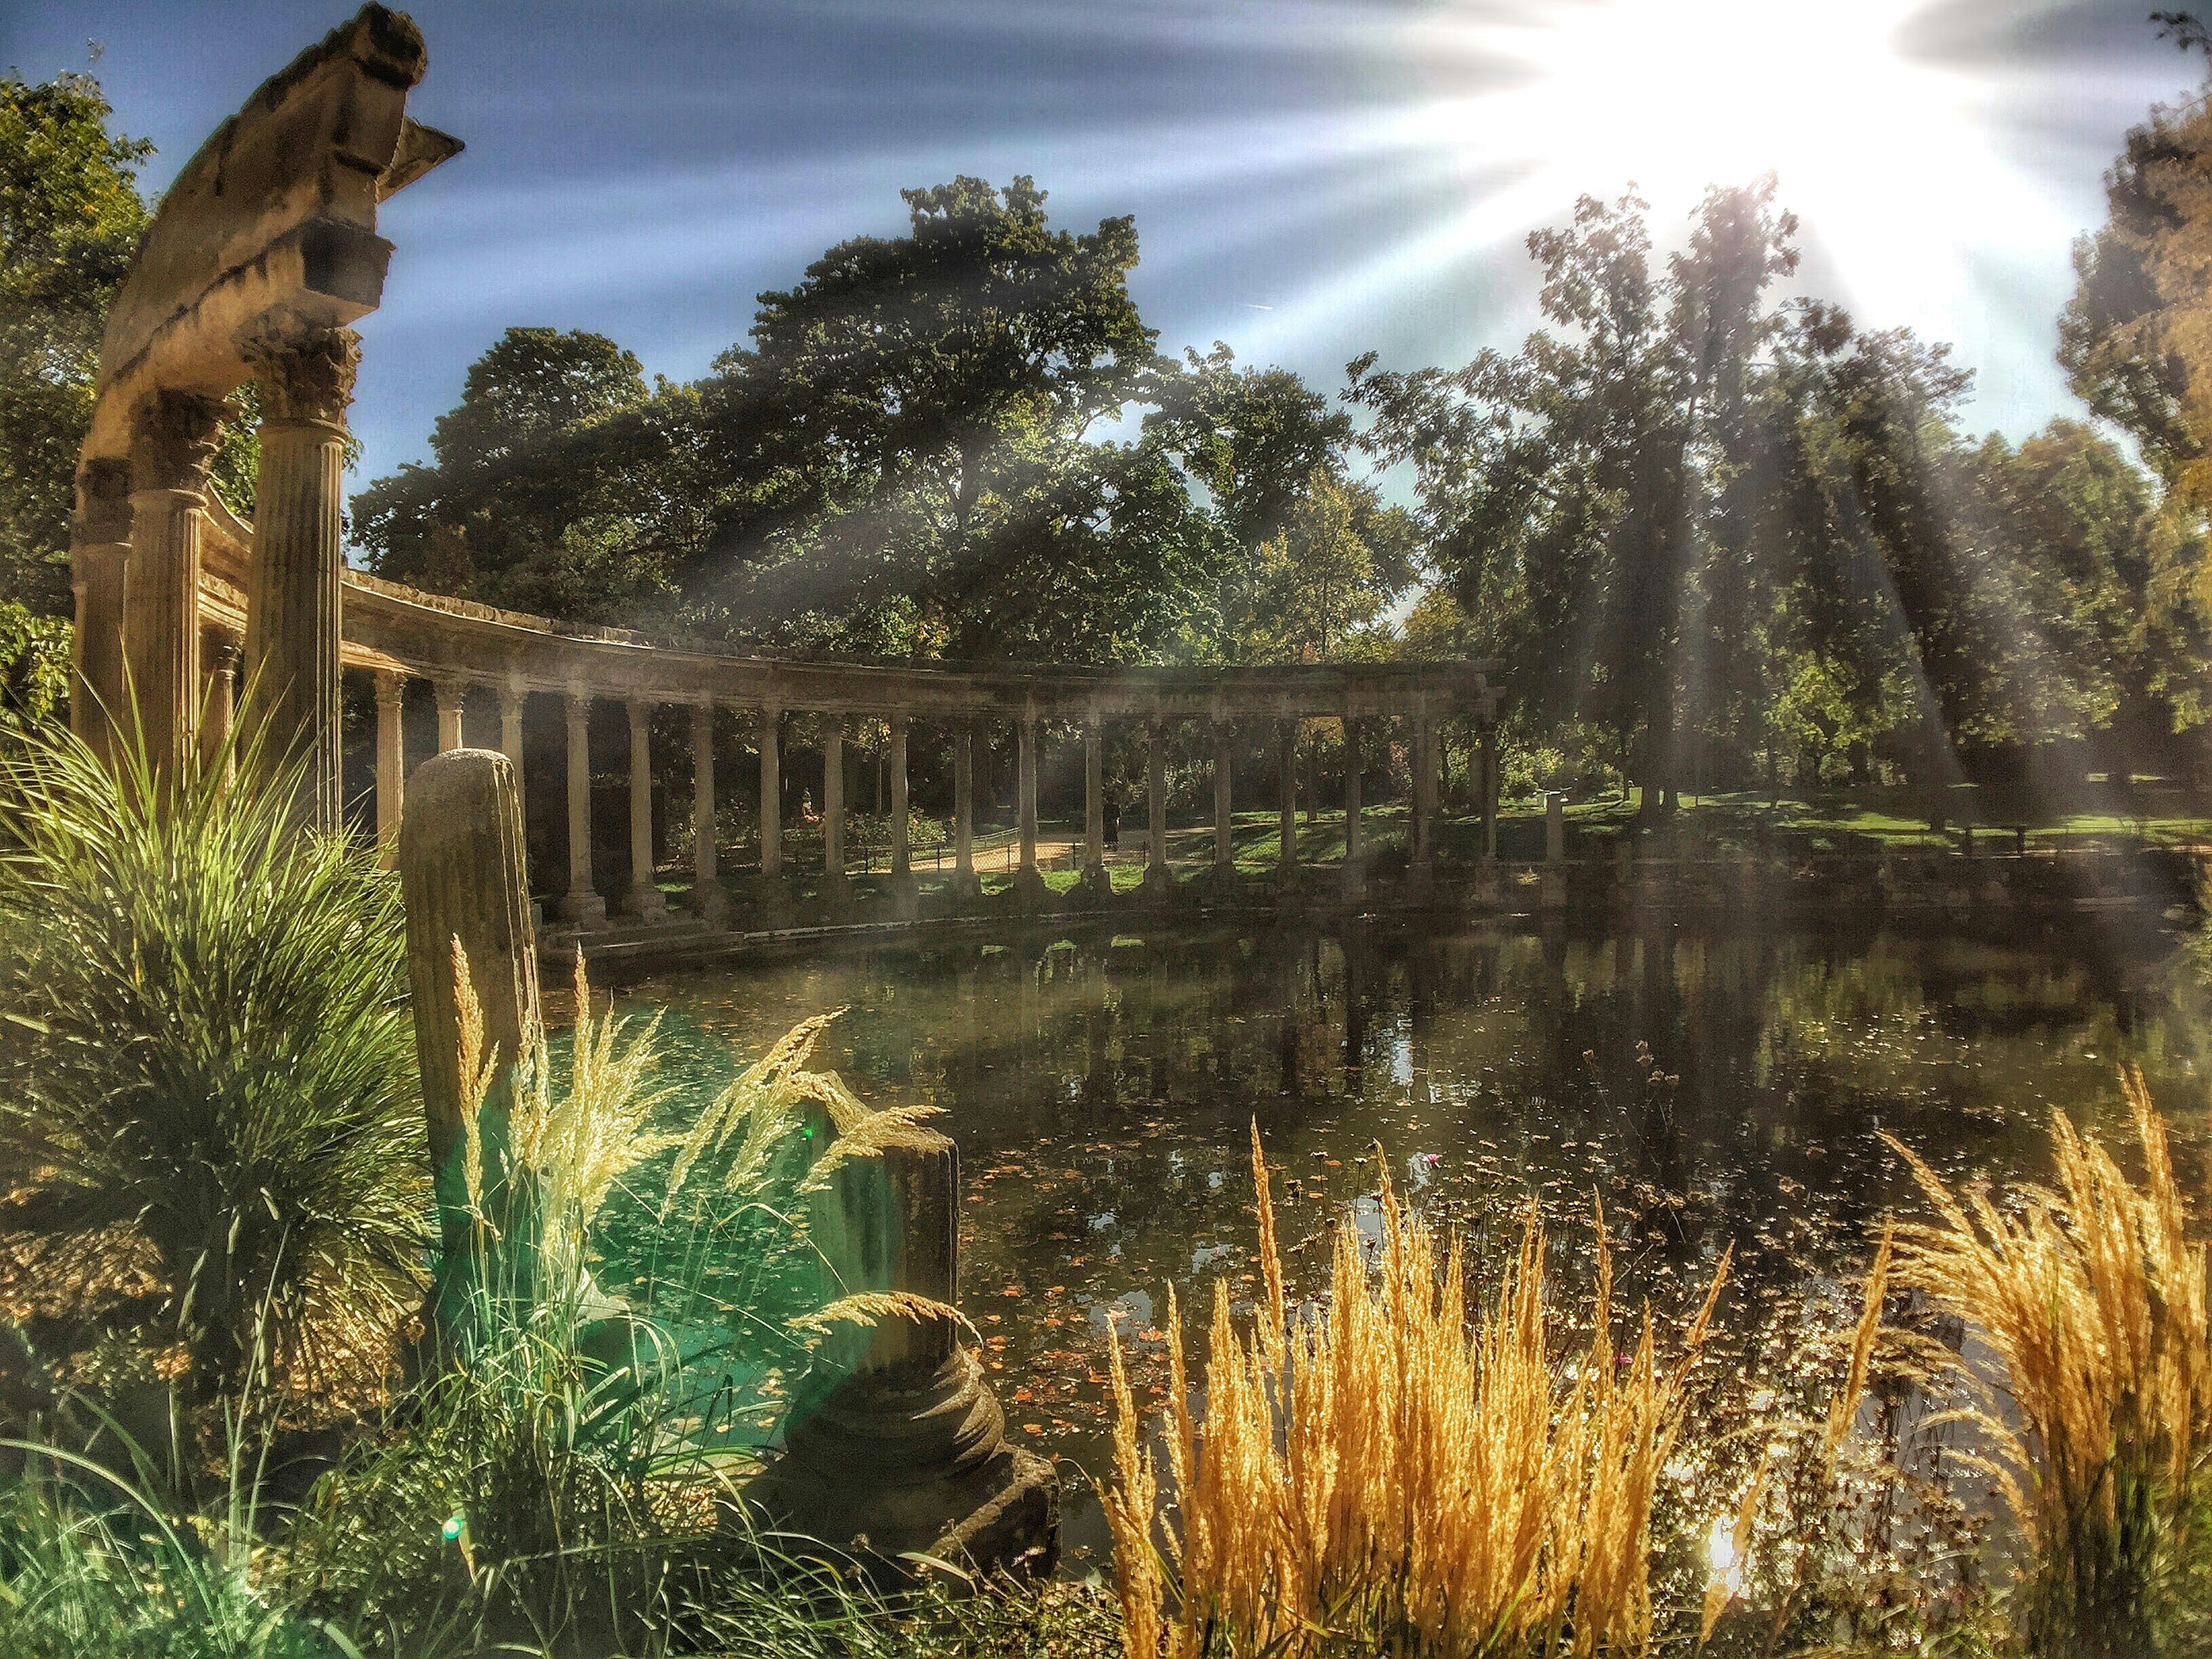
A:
66;4;1506;956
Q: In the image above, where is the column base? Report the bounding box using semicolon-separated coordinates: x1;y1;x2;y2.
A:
1139;863;1173;905
886;869;920;922
948;868;983;905
690;882;731;926
1072;862;1111;910
1274;861;1301;899
1406;860;1436;905
754;876;793;928
1208;860;1242;903
558;890;609;929
624;885;669;922
1010;865;1049;911
821;871;851;915
1337;859;1368;906
1540;867;1568;910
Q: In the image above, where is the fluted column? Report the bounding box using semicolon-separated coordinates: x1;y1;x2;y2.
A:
625;698;665;918
759;704;783;880
1479;712;1500;860
375;671;406;848
1143;717;1170;899
1082;717;1105;897
499;683;527;788
1412;713;1437;880
559;691;606;926
435;679;466;752
951;721;979;899
241;318;359;832
202;639;240;779
1276;719;1298;886
124;391;226;781
1212;718;1235;883
690;701;726;923
1017;714;1039;876
823;718;846;897
68;458;133;761
1343;716;1364;864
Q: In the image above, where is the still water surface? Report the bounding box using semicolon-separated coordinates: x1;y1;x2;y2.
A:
609;912;2207;1567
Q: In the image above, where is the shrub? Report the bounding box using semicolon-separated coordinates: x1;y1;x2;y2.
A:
1885;1071;2212;1656
1101;1126;1727;1659
0;720;426;1411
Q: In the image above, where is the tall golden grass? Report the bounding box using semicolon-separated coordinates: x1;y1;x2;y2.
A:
1102;1126;1727;1659
1884;1068;2212;1653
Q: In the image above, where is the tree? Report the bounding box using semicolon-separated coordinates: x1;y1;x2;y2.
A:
353;327;657;618
0;70;150;615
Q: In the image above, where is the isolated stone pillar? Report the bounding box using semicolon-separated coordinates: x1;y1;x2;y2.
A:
241;319;359;832
1276;719;1298;888
1212;718;1236;892
559;691;606;927
202;639;240;779
1545;790;1567;861
759;705;783;880
435;679;466;752
375;671;406;847
690;701;727;923
753;1116;1057;1574
124;391;225;780
1143;717;1170;901
397;748;542;1260
951;721;980;900
624;699;665;919
69;459;134;762
1014;712;1045;905
823;718;847;900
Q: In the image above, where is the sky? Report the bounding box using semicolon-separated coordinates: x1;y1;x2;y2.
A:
7;0;2209;493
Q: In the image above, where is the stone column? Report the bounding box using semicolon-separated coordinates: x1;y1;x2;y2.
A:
1480;714;1500;860
951;721;980;900
1411;714;1437;888
1545;790;1567;861
499;683;527;789
823;718;847;900
759;705;783;880
375;671;407;849
435;679;466;752
123;391;226;781
624;698;665;919
887;712;917;917
69;458;133;762
691;701;727;924
1342;716;1365;903
1211;718;1236;893
559;691;606;927
1015;712;1046;906
1276;719;1299;890
241;318;359;832
1078;716;1107;905
1143;717;1170;901
202;639;241;779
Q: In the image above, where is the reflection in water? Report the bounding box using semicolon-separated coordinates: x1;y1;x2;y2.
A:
613;913;2204;1569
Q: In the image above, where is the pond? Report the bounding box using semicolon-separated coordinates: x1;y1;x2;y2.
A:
598;908;2209;1571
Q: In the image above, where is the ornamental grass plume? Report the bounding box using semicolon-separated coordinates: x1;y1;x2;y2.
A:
1103;1124;1727;1659
1883;1069;2212;1656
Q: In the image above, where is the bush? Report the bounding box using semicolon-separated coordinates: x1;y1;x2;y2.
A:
0;720;427;1412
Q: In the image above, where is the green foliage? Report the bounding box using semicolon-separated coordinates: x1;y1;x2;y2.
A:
0;70;149;616
0;721;426;1406
0;600;68;733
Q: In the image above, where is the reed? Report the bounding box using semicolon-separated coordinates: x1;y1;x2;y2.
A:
1883;1069;2212;1656
1103;1125;1727;1659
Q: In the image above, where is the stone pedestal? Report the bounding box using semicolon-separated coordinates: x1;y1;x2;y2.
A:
749;1124;1055;1578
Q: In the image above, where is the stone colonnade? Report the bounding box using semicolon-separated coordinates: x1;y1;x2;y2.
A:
353;671;1503;931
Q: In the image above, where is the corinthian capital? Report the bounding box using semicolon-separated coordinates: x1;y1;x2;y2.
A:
129;390;231;496
238;308;361;427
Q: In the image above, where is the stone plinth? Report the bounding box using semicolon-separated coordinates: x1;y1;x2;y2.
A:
748;1127;1055;1578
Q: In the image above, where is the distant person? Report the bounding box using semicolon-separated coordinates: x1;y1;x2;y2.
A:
800;788;817;824
1103;792;1122;851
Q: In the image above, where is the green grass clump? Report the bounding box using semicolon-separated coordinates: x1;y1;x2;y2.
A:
0;717;426;1412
